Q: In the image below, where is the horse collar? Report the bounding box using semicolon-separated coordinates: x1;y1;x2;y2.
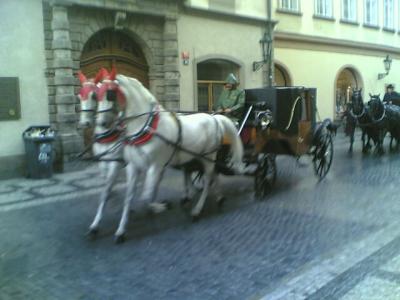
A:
125;104;160;146
95;127;125;144
350;106;365;119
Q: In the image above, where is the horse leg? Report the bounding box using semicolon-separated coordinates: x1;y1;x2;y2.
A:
88;162;122;236
181;169;195;207
115;163;138;243
190;162;213;220
212;172;225;210
142;165;168;214
378;130;385;155
349;128;354;153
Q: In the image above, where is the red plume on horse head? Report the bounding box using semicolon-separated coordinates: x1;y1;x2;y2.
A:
77;71;87;84
94;68;109;84
109;65;117;81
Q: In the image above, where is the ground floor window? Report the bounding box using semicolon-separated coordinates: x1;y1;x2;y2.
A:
197;59;240;111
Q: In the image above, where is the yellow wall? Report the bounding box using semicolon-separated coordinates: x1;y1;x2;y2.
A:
177;13;265;110
272;0;400;47
275;47;400;119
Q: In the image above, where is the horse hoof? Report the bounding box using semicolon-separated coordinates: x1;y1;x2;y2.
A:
114;234;125;244
161;200;173;210
191;215;200;223
217;197;226;211
180;197;191;208
87;228;98;239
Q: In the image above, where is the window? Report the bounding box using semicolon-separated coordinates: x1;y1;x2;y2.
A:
315;0;333;17
279;0;300;12
364;0;378;25
383;0;394;29
342;0;357;22
197;59;240;111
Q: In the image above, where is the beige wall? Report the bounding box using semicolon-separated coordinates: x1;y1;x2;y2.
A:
275;47;400;119
0;0;49;157
273;0;400;48
177;13;265;110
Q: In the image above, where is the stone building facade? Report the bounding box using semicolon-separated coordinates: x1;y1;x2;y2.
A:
43;0;182;166
0;0;269;177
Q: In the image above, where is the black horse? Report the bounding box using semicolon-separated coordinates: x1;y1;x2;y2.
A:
345;89;375;153
370;95;400;150
367;94;388;154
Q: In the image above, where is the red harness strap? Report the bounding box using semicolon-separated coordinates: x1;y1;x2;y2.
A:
96;131;122;144
125;112;160;146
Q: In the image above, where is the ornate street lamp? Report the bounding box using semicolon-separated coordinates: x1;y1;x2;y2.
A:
252;33;272;72
378;55;392;80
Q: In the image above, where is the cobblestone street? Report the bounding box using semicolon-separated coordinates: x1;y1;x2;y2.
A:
1;131;400;300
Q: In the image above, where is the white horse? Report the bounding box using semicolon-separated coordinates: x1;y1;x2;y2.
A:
96;73;244;243
77;69;125;237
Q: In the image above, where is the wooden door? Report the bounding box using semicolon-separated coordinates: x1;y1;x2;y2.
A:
80;29;149;86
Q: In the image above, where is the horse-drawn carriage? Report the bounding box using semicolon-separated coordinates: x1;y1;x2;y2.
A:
216;86;334;199
77;69;335;242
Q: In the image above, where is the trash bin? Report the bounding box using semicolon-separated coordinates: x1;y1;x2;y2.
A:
22;126;56;179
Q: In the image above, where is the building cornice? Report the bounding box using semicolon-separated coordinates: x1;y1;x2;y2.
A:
182;3;278;26
46;0;171;18
275;31;400;57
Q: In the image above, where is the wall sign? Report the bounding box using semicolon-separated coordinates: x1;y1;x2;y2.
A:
0;77;21;121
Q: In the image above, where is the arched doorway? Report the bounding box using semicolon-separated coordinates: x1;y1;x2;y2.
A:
80;28;149;86
197;59;241;111
274;63;292;86
335;67;362;119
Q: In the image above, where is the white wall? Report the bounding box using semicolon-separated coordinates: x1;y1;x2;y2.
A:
0;0;49;157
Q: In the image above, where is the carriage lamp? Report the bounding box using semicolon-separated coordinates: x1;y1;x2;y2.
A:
256;110;273;130
253;33;272;72
378;55;392;80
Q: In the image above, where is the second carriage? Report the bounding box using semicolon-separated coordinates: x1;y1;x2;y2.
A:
215;86;335;199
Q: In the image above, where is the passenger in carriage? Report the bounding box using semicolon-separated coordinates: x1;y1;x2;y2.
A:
215;73;245;125
383;84;400;105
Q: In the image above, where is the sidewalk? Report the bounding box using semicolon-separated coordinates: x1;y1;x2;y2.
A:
0;163;185;213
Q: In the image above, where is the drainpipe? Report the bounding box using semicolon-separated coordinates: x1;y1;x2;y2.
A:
267;0;274;87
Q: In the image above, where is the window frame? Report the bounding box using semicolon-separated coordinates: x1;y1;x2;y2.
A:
314;0;334;18
383;0;395;30
278;0;301;12
364;0;379;27
341;0;358;22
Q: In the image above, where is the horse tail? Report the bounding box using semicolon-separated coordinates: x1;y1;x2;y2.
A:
214;115;244;174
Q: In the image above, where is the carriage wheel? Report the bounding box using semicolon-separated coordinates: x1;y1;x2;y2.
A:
254;154;277;200
313;131;333;180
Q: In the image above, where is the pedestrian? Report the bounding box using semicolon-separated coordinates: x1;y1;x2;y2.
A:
383;84;399;105
215;73;245;125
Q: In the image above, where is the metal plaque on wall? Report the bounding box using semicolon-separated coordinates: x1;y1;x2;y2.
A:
0;77;21;121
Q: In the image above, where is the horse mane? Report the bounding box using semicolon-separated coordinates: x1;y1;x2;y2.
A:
117;75;158;105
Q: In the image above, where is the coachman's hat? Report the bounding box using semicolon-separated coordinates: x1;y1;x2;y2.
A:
225;73;239;85
387;84;394;89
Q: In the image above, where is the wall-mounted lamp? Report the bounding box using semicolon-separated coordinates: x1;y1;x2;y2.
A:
253;33;272;72
378;55;392;80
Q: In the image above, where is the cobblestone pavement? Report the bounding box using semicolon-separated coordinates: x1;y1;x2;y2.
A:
1;131;400;300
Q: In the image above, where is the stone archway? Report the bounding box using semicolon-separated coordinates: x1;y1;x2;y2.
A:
335;66;363;120
80;28;149;87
